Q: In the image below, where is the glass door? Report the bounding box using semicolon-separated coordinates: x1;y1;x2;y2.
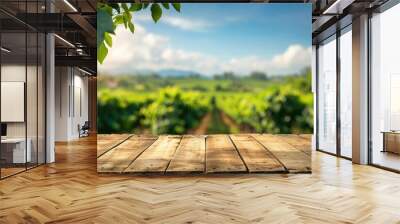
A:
1;30;28;178
317;35;337;154
370;3;400;171
0;1;46;179
339;26;352;158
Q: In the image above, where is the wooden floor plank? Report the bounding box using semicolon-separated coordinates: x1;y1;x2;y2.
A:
230;134;286;173
125;135;182;173
97;136;158;173
252;134;311;173
206;135;247;173
96;134;132;157
278;134;312;156
299;134;312;141
166;135;206;174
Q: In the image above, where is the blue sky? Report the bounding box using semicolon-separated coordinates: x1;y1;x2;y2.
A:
100;3;312;76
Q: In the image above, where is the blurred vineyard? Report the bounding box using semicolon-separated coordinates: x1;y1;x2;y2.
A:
98;70;313;134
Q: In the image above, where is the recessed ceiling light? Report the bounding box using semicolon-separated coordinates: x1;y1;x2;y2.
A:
63;0;78;12
54;34;75;48
1;47;11;53
78;67;93;76
322;0;354;15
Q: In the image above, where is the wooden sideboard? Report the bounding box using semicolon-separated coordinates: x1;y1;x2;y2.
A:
382;132;400;154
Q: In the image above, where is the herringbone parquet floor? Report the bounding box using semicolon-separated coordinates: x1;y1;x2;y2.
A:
1;136;400;223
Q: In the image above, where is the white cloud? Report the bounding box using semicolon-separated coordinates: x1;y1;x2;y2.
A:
134;14;212;32
99;25;311;76
222;45;311;75
162;16;212;32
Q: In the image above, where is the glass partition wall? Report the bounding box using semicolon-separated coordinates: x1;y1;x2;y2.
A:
317;35;337;155
339;26;352;159
370;3;400;171
316;0;400;171
316;25;352;159
0;2;46;179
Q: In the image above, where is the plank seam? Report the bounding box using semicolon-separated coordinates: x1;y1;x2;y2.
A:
164;135;184;175
298;134;312;141
275;135;311;157
97;134;134;159
204;135;207;174
122;136;160;173
228;135;249;173
250;135;289;173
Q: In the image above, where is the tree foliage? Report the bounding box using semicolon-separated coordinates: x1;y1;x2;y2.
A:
97;2;181;63
249;71;268;80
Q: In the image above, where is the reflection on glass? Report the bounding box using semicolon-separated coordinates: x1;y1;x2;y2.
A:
340;27;352;158
27;31;38;169
318;35;337;154
371;3;400;171
0;0;47;179
1;31;27;177
38;33;46;165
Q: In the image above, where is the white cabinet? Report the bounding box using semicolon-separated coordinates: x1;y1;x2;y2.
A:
1;138;32;163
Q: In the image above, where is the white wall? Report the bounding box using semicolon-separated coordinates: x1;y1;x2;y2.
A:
1;65;30;138
54;67;89;141
55;66;70;141
1;63;46;164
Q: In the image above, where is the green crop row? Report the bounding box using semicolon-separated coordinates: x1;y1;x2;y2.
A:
98;72;313;134
215;85;313;134
98;87;210;134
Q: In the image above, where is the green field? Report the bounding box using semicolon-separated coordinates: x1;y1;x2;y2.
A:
98;71;313;134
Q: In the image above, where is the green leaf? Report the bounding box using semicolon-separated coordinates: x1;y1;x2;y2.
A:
143;3;150;9
96;2;105;9
128;21;135;33
150;3;162;23
124;11;132;20
98;42;108;64
104;32;112;47
121;3;129;12
109;3;120;13
172;3;181;12
161;3;170;9
96;32;104;50
103;5;113;15
123;13;128;28
97;8;114;47
114;15;124;25
130;3;142;11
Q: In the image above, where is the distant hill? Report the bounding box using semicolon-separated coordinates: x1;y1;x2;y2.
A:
111;69;204;77
157;69;203;77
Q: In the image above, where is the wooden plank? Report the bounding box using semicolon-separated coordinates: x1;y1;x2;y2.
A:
166;135;206;174
206;135;247;173
97;136;158;173
252;134;311;173
278;134;312;156
125;135;182;173
230;135;286;173
299;134;312;141
96;134;132;157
